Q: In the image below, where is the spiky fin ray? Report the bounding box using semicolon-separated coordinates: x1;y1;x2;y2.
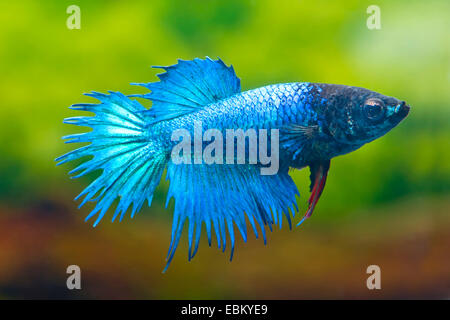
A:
130;57;241;122
56;91;166;226
163;162;299;272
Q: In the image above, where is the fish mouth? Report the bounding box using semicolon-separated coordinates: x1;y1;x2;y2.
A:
398;101;410;118
391;101;410;124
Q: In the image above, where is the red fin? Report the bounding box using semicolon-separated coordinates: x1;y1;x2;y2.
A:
297;160;330;227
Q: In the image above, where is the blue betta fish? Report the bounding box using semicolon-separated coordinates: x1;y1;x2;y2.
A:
57;57;409;271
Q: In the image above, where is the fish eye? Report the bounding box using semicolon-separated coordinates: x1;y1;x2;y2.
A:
363;98;385;121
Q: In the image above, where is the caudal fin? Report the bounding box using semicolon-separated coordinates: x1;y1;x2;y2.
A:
56;91;167;226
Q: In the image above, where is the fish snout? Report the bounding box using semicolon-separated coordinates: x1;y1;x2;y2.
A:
396;101;410;118
388;101;410;126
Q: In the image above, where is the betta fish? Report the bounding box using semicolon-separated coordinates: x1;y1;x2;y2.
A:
56;57;409;271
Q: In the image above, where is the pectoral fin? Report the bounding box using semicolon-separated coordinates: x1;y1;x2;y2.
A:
297;160;331;227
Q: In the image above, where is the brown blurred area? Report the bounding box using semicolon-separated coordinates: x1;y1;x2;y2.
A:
1;196;448;299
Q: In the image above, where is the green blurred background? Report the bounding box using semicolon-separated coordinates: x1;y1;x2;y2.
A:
0;0;449;299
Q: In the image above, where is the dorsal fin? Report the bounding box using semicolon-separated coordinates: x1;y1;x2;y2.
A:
131;57;241;122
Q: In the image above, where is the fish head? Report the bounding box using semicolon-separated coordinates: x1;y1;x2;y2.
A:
319;84;410;148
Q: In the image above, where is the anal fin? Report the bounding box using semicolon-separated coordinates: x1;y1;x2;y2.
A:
163;162;299;272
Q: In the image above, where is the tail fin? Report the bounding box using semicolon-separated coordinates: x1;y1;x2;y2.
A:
56;91;166;226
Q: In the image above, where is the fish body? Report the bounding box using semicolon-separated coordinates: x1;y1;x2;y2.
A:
57;58;409;271
152;82;321;168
